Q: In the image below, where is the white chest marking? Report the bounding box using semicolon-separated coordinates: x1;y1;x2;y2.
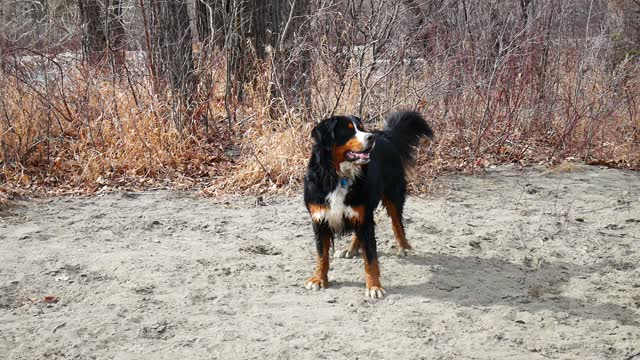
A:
321;186;357;232
338;161;362;180
313;123;369;231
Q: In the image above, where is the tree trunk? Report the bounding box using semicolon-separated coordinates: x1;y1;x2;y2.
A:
196;0;227;46
270;0;311;109
225;0;248;105
196;0;212;41
150;0;197;127
224;0;269;105
606;0;640;70
78;0;126;64
250;0;268;59
222;0;309;116
107;0;125;51
78;0;106;62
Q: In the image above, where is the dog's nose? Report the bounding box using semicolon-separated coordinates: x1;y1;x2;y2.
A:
364;133;376;148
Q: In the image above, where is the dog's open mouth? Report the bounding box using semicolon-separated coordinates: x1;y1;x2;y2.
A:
345;147;372;163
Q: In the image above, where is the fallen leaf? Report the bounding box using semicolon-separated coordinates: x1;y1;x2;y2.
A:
43;295;58;303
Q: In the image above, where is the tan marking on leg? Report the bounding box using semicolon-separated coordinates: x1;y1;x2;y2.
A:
349;234;361;253
348;205;365;225
382;197;411;253
305;233;331;290
362;253;385;299
364;257;382;288
307;204;328;223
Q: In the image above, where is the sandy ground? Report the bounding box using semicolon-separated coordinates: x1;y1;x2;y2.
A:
0;165;639;359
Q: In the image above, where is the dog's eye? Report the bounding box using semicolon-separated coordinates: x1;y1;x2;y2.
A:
336;125;355;138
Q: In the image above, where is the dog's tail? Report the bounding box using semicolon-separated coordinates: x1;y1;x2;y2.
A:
382;111;433;165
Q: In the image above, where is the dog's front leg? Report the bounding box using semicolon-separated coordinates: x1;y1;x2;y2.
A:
357;219;386;299
305;222;332;290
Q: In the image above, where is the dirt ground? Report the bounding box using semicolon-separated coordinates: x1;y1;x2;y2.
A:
0;165;639;359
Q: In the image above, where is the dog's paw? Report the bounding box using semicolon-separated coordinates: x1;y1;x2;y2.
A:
396;247;411;257
304;276;328;291
335;248;359;259
365;286;386;299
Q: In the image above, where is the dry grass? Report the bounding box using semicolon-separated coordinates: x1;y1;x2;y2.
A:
221;56;639;196
1;53;639;201
0;67;232;200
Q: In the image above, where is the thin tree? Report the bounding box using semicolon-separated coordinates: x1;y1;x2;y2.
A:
150;0;197;128
78;0;126;64
78;0;105;62
196;0;227;47
270;0;311;110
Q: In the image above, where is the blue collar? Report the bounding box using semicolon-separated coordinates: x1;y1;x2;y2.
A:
340;178;349;188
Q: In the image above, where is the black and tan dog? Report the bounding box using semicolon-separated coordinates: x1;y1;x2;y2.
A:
303;111;433;298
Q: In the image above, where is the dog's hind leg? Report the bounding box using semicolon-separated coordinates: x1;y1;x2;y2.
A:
335;234;361;258
305;224;332;290
382;195;411;256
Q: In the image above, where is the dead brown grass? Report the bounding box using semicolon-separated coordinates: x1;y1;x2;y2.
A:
0;68;232;200
1;54;638;201
218;57;639;196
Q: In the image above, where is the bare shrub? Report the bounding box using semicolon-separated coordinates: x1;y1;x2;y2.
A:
0;0;638;198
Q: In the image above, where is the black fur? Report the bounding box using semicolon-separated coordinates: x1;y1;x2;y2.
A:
382;111;434;165
303;111;433;289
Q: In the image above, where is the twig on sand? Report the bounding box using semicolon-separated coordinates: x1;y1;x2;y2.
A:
624;351;640;360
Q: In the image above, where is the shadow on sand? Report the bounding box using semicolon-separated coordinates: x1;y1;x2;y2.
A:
390;252;638;325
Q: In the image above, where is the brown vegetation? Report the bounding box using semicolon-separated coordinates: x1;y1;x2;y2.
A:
1;1;639;203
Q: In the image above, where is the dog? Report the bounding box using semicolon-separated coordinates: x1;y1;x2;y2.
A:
303;111;433;299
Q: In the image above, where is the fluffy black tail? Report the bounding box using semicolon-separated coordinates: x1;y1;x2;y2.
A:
382;111;433;164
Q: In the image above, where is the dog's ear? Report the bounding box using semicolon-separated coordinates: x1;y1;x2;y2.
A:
311;118;337;148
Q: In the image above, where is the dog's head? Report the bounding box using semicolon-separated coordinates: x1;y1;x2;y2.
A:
311;115;375;167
